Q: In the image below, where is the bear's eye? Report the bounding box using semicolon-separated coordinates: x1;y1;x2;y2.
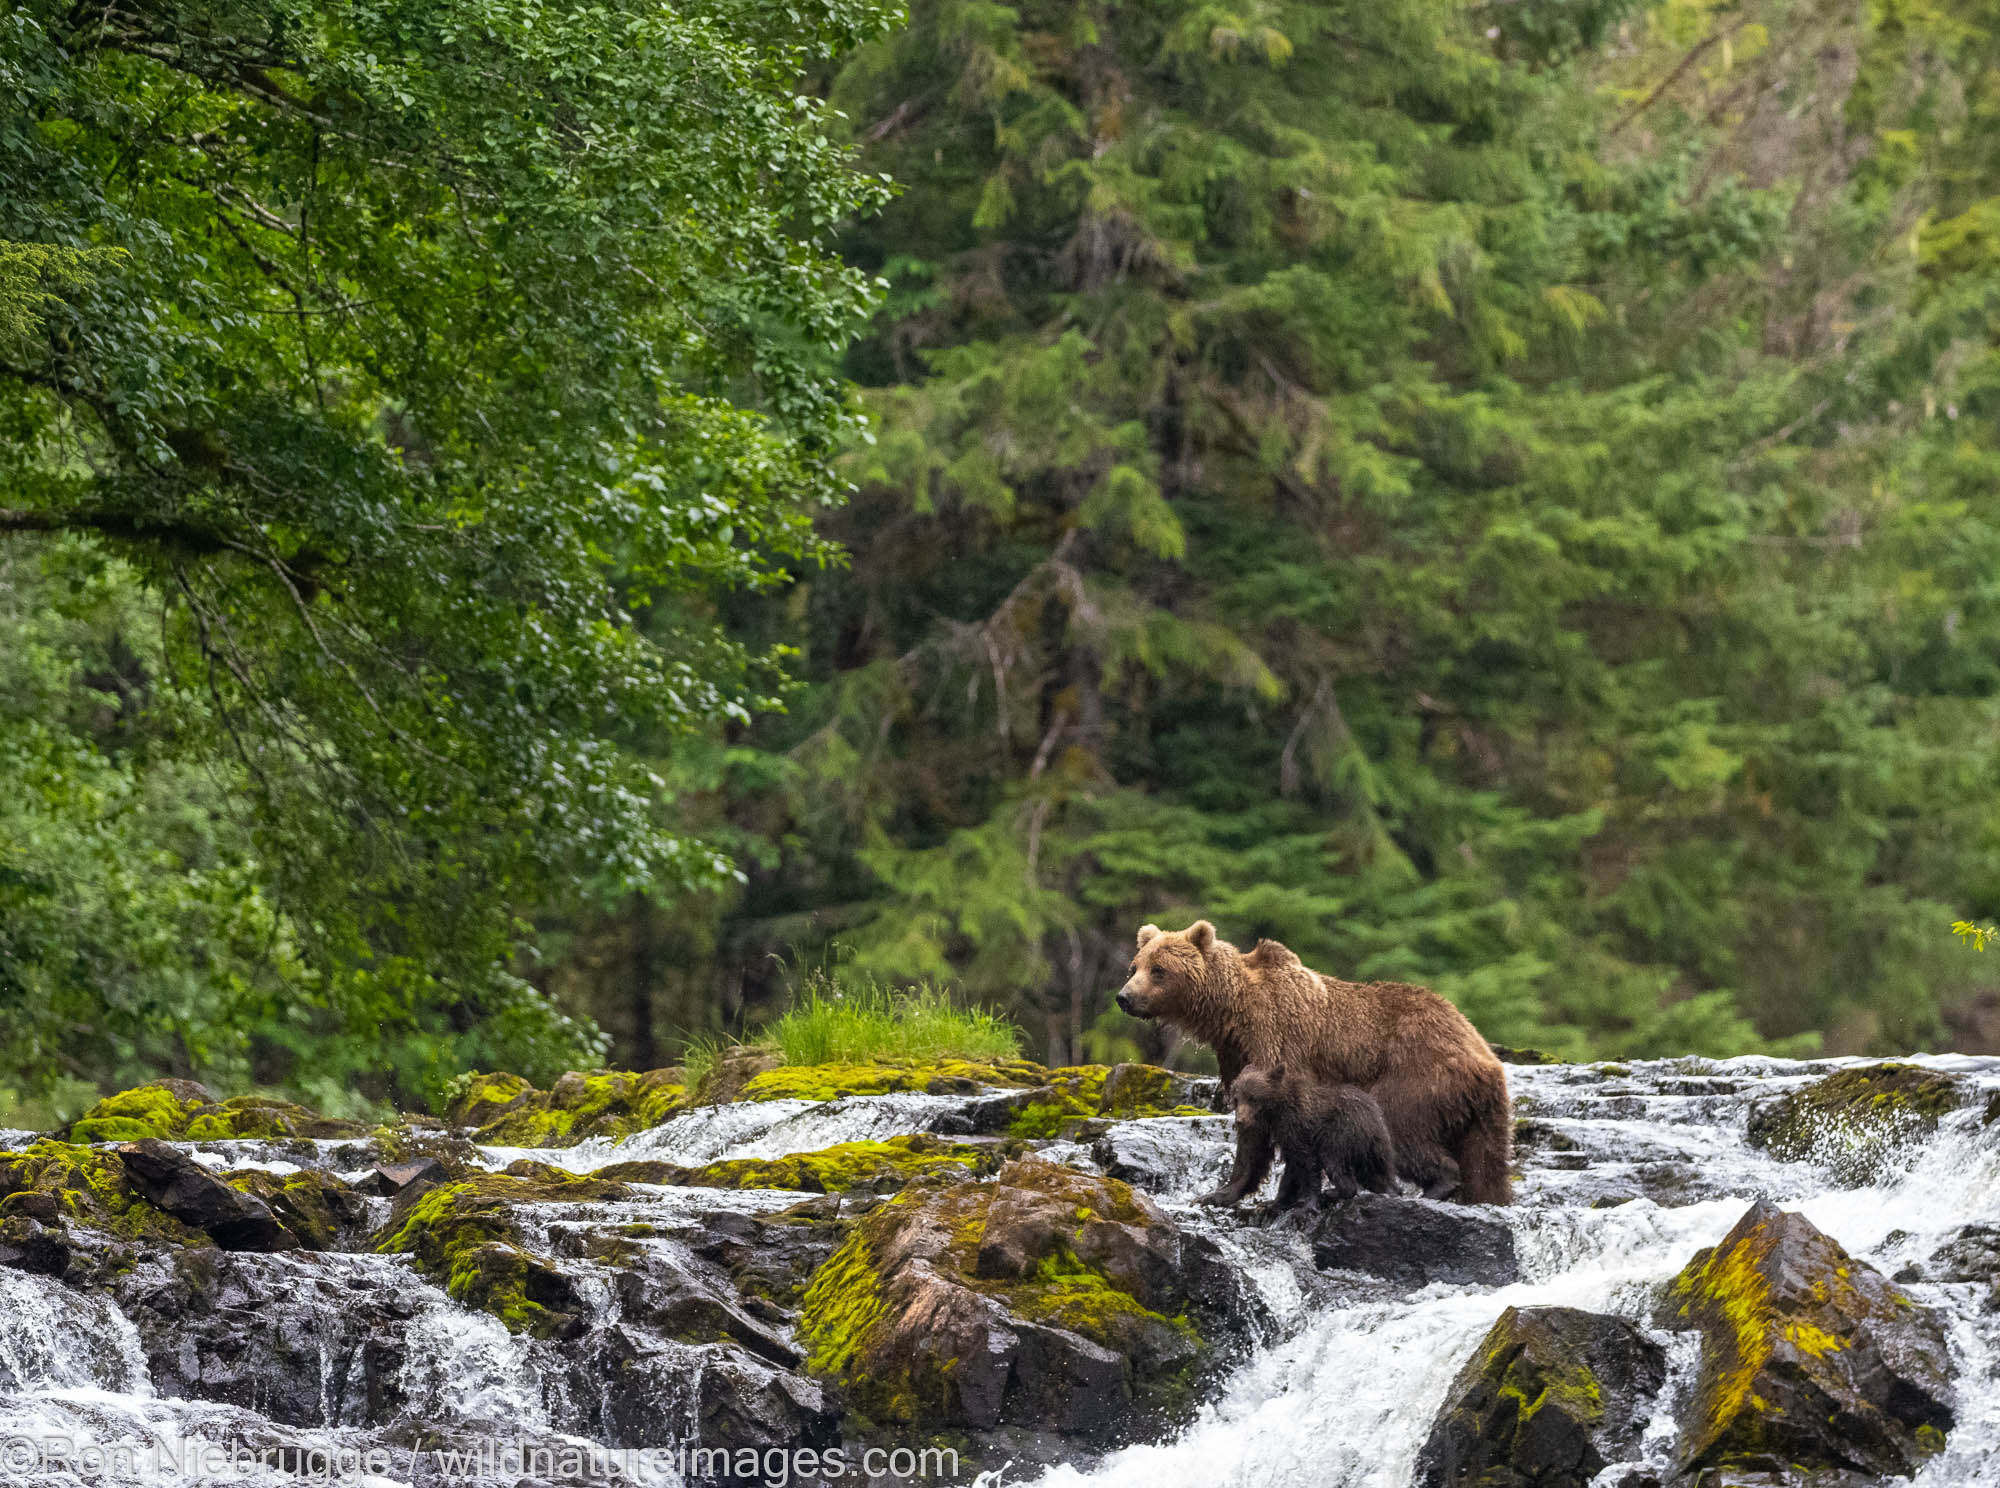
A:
1149;966;1165;982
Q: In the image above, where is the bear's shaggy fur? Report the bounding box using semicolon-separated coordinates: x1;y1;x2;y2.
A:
1116;921;1512;1204
1200;1063;1397;1212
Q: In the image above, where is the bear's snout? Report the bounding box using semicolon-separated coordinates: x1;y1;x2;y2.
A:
1116;989;1138;1015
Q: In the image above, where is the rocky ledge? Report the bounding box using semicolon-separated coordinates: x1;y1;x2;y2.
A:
1;1053;1996;1486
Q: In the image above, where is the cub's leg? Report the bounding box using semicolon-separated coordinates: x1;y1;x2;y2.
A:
1196;1114;1275;1206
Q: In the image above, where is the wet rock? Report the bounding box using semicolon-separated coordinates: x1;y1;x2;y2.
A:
118;1140;299;1252
445;1066;689;1146
601;1244;804;1366
1745;1063;1967;1185
228;1169;373;1251
1655;1199;1953;1479
0;1213;70;1276
596;1134;1009;1196
798;1157;1211;1438
1917;1223;2000;1284
1415;1306;1665;1488
356;1158;445;1197
1309;1193;1520;1288
115;1248;414;1425
372;1172;630;1336
682;1197;860;1312
1090;1119;1231;1196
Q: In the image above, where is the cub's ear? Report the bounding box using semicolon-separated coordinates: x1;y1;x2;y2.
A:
1187;920;1216;952
1136;924;1162;949
1269;1063;1286;1083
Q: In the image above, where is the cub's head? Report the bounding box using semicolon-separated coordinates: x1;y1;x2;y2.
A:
1115;920;1218;1022
1230;1063;1285;1129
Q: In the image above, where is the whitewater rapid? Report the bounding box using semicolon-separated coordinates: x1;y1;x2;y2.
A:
3;1055;1999;1486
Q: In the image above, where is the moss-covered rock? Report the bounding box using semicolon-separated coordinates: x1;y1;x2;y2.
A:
1655;1199;1952;1479
1746;1063;1966;1184
797;1157;1207;1437
1415;1307;1665;1488
441;1068;687;1147
374;1172;631;1335
732;1058;1053;1104
65;1083;366;1144
227;1169;372;1251
596;1135;1009;1195
0;1140;203;1245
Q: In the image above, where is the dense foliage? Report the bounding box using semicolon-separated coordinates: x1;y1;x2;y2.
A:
552;0;2000;1071
0;0;895;1112
14;0;2000;1111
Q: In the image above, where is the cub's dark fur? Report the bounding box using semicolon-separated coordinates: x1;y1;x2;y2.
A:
1197;1063;1398;1211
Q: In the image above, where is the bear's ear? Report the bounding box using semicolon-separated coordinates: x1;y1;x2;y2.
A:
1187;920;1216;952
1269;1063;1285;1083
1135;924;1161;949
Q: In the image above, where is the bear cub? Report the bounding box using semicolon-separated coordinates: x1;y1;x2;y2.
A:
1197;1064;1398;1213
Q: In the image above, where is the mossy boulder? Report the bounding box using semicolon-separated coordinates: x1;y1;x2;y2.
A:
227;1169;372;1251
0;1140;204;1246
797;1156;1208;1437
1655;1199;1953;1479
1415;1306;1665;1488
1746;1063;1966;1185
596;1135;1011;1195
442;1068;688;1146
65;1083;367;1145
374;1172;632;1336
730;1057;1054;1104
118;1140;299;1252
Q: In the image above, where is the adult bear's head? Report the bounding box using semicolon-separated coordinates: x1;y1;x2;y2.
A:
1116;920;1218;1021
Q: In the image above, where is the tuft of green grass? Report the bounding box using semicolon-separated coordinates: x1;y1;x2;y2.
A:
767;975;1022;1068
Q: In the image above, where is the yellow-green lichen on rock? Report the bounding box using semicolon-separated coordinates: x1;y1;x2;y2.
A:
0;1140;203;1244
227;1169;369;1251
798;1157;1205;1435
596;1134;1009;1194
66;1083;367;1144
731;1057;1053;1104
375;1172;630;1334
1415;1307;1664;1488
1745;1063;1966;1185
442;1068;687;1147
1654;1199;1952;1478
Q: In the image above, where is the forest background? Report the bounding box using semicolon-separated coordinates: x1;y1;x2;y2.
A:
8;0;2000;1119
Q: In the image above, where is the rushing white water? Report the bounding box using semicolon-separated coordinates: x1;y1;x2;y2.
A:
5;1055;2000;1485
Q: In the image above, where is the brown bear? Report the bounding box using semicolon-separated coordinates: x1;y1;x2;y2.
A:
1201;1063;1398;1213
1115;921;1512;1205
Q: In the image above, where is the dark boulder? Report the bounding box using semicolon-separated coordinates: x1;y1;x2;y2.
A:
118;1140;299;1252
0;1213;70;1277
115;1248;415;1426
1310;1193;1520;1288
1655;1200;1953;1479
356;1158;445;1197
1415;1306;1665;1488
1745;1064;1966;1185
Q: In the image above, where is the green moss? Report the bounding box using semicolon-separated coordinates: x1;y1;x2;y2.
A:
734;1057;1053;1104
1747;1064;1966;1183
444;1067;688;1146
799;1159;1198;1428
0;1140;202;1243
671;1135;1004;1193
70;1117;168;1144
228;1169;362;1250
66;1084;203;1142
